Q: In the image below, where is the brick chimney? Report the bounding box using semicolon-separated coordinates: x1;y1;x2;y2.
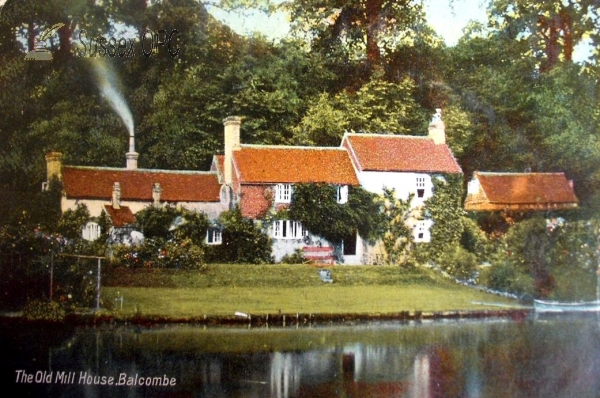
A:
112;182;121;209
428;108;446;145
152;182;162;206
223;116;241;186
45;152;63;184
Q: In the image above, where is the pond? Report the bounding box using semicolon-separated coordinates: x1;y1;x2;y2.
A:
2;314;600;397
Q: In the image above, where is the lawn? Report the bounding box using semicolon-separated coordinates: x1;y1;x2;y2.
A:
101;264;519;317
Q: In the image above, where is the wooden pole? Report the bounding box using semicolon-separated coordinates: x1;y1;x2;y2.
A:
96;257;101;311
49;251;54;301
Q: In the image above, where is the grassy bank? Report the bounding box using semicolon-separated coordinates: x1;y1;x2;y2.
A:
101;265;519;317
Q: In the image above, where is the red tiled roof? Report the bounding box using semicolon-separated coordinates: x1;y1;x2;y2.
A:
62;167;221;202
476;172;578;204
233;146;359;185
343;133;462;173
104;205;135;227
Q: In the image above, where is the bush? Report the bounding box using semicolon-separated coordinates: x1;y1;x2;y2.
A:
23;300;66;322
205;207;272;264
437;245;479;280
481;257;536;297
280;249;306;264
110;238;206;270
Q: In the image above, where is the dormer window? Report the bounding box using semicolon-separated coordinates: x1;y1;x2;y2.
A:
206;228;222;245
416;177;426;198
275;184;292;203
337;185;348;204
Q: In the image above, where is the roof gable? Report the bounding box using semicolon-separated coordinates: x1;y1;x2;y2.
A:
62;167;221;202
233;145;359;185
475;172;578;205
342;133;462;174
104;205;136;227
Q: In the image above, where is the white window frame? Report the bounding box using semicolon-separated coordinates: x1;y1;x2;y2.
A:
415;176;426;198
273;220;305;239
275;184;293;203
337;185;349;204
414;221;427;242
82;222;101;242
206;228;222;245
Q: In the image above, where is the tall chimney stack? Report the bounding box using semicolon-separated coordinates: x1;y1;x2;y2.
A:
223;116;241;186
428;108;446;145
112;182;121;209
45;152;63;184
126;134;138;169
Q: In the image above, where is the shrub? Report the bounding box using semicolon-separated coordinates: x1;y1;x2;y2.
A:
480;260;535;297
206;207;272;264
23;300;66;322
280;249;306;264
437;244;479;280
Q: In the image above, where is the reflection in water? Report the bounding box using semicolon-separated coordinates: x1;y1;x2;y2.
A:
2;316;600;397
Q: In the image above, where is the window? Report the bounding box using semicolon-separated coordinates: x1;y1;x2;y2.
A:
273;220;305;239
82;222;101;242
206;228;222;245
416;177;426;198
337;185;349;204
414;221;428;242
275;184;292;203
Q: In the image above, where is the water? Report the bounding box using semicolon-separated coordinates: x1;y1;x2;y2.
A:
2;315;600;397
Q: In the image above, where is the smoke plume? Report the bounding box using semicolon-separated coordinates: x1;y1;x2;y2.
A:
89;58;134;137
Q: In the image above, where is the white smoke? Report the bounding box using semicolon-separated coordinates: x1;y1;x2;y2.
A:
89;58;134;137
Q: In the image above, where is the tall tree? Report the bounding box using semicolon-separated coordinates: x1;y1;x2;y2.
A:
285;0;426;78
489;0;599;71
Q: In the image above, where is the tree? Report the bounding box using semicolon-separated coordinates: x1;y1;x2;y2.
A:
293;73;425;146
489;0;599;72
285;0;426;77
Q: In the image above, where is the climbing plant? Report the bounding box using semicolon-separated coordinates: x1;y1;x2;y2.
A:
380;188;415;265
288;183;385;246
417;174;465;263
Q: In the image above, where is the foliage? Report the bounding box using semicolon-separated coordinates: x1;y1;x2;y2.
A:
480;259;536;297
288;183;385;246
206;207;273;264
23;300;66;322
484;217;600;298
417;174;464;263
279;249;306;264
111;237;207;270
379;188;414;265
460;216;494;262
134;205;209;246
489;0;599;71
57;203;91;240
437;244;479;280
293;75;424;146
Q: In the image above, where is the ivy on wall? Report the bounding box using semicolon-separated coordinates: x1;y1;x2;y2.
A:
380;188;415;265
287;183;385;246
418;173;465;263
